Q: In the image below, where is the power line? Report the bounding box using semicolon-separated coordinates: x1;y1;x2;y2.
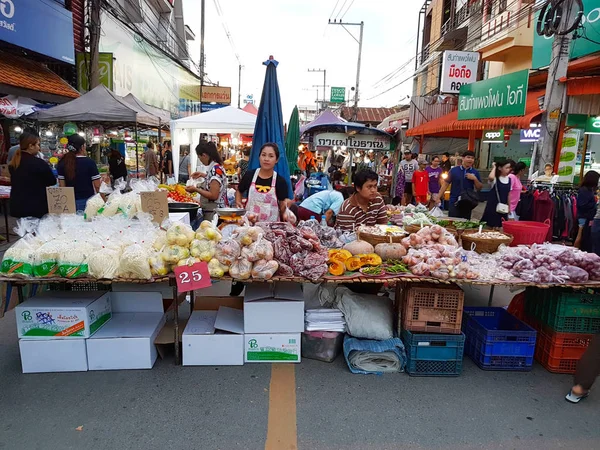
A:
212;0;242;64
339;0;356;20
328;0;342;20
334;0;348;20
365;0;541;99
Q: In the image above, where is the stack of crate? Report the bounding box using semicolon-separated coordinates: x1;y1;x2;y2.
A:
399;283;465;376
462;307;537;371
525;288;600;374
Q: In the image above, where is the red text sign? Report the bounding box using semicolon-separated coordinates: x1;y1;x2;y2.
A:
174;262;211;293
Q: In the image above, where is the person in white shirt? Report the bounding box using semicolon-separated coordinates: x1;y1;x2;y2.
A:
400;150;418;205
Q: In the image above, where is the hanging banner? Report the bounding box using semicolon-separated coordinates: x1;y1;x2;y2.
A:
440;51;479;94
557;129;581;182
76;53;114;92
201;86;232;104
458;70;529;120
314;132;392;151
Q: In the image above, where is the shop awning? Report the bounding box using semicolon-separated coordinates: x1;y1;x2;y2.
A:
563;76;600;96
0;51;79;104
406;90;544;138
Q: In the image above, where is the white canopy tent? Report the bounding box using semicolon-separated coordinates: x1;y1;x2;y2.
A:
170;106;257;179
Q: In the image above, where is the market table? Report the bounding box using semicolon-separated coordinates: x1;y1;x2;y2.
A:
3;272;600;366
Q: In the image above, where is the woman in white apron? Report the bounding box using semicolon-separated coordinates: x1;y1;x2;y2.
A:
236;142;289;222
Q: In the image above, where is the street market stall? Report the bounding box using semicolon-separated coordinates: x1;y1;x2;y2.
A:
170;106;257;181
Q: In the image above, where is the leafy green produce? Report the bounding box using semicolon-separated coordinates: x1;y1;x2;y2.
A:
385;264;409;274
361;267;384;276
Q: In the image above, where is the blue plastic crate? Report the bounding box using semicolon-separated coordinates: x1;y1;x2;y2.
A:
401;329;465;377
463;307;536;371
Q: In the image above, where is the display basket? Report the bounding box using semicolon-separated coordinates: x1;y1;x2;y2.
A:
461;231;513;254
356;230;405;246
400;283;464;335
463;307;536;371
502;219;550;246
534;326;593;374
403;223;423;234
401;329;465;377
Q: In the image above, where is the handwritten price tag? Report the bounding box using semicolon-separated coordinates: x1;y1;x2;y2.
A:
140;191;169;224
46;187;76;214
174;261;211;293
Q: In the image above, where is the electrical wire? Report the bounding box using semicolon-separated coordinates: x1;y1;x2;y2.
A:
328;0;342;20
334;0;349;20
339;0;356;20
213;0;242;64
365;0;542;99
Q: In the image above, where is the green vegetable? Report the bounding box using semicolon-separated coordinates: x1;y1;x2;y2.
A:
361;267;384;275
385;264;409;274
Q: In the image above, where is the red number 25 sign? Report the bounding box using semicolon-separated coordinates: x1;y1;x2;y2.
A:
174;262;211;293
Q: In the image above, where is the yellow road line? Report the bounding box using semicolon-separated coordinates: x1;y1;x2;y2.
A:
265;364;298;450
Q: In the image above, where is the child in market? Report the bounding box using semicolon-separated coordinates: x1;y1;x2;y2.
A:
412;160;429;205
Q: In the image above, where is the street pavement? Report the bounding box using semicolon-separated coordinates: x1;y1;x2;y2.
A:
0;307;599;450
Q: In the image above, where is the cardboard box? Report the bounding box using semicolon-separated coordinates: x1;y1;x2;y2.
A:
19;339;88;373
193;296;243;311
86;313;165;370
244;282;304;333
112;282;174;300
244;333;301;363
15;291;111;339
183;307;244;366
86;291;165;370
169;212;190;225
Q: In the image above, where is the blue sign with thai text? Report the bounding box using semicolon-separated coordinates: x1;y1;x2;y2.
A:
0;0;75;64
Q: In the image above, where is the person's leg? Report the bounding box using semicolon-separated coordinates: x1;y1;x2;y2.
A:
568;334;600;402
448;203;460;218
75;198;87;212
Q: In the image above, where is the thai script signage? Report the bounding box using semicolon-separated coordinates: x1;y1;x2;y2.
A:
440;51;479;94
458;70;529;121
314;132;392;151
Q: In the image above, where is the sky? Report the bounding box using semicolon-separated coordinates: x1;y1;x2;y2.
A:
181;0;423;120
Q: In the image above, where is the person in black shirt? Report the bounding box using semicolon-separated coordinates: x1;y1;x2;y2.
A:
9;128;57;218
57;135;102;211
162;140;173;178
108;149;128;186
441;152;452;173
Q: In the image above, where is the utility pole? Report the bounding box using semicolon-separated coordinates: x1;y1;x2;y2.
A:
308;69;326;111
89;0;101;89
238;64;243;108
329;20;364;121
537;0;583;172
199;0;206;113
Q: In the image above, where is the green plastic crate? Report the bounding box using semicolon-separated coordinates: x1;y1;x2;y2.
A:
527;288;600;333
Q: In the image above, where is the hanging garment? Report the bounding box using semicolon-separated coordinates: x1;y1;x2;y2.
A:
517;192;535;221
533;190;555;242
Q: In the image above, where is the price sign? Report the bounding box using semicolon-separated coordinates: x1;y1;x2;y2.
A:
174;261;211;293
46;187;76;214
140;191;169;224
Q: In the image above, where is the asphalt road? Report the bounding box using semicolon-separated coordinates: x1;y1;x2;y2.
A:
1;308;599;450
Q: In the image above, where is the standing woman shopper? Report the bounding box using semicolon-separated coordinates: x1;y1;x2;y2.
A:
186;141;227;221
574;170;599;251
481;160;512;228
236;143;289;222
508;161;527;220
56;134;101;211
108;149;128;186
9;128;57;218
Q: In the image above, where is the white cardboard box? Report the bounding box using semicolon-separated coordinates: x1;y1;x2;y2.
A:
244;333;301;363
169;212;190;225
183;307;244;366
19;339;88;373
85;292;165;370
244;282;304;333
15;291;111;339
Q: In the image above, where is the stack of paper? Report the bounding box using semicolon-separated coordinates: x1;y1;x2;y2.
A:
305;309;345;332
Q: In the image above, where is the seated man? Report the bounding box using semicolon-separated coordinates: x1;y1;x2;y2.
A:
335;169;387;231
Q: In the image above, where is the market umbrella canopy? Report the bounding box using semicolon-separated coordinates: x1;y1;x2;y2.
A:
249;57;293;198
300;109;347;134
285;106;300;175
123;93;171;125
242;102;258;115
170;106;256;133
34;85;140;123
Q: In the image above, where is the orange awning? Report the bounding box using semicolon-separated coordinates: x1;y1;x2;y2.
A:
563;76;600;96
406;90;544;138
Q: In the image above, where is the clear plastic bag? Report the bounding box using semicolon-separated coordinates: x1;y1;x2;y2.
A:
232;226;263;247
208;258;229;278
148;252;169;277
88;247;121;279
241;236;274;262
215;238;241;266
190;239;216;262
84;193;105;220
161;245;190;265
230;258;252;280
1;237;37;277
195;220;222;241
118;244;152;279
166;223;195;247
251;259;279;280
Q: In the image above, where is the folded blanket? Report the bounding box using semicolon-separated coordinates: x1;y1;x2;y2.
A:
343;335;406;375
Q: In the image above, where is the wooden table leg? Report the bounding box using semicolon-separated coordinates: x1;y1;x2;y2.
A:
173;284;180;365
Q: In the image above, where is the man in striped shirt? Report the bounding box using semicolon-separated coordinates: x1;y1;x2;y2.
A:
335;169;388;231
